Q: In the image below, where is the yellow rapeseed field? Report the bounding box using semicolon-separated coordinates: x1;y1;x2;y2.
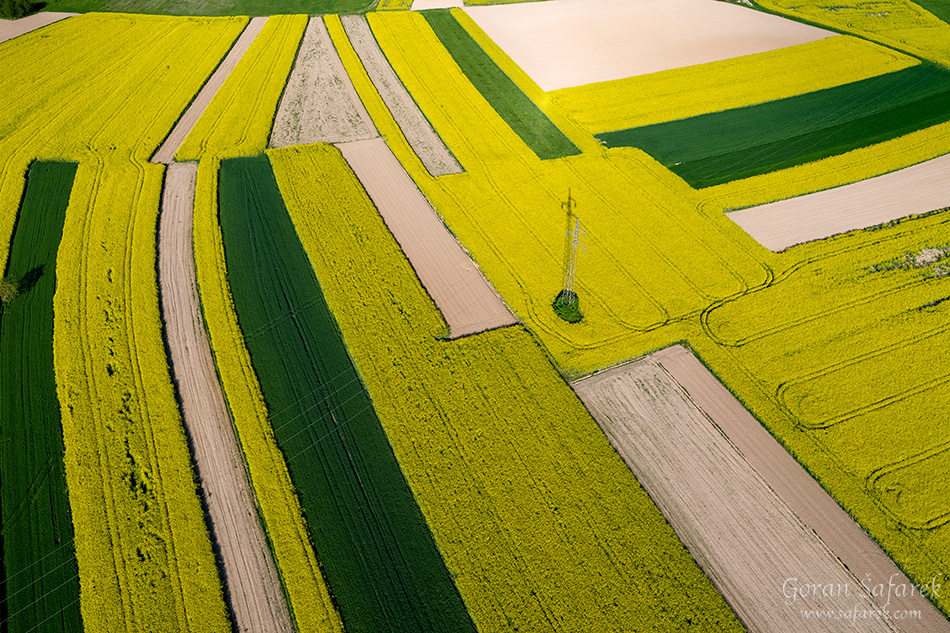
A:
191;157;344;633
551;35;919;131
54;158;230;632
176;14;307;160
0;13;247;630
267;142;744;633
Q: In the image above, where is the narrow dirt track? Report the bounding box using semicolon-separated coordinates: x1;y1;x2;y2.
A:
651;345;950;633
338;138;515;337
341;14;462;176
270;16;376;147
158;162;295;633
728;152;950;251
151;17;267;164
0;12;76;45
573;346;949;632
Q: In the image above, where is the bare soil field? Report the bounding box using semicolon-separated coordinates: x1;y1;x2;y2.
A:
464;0;834;91
572;346;936;632
341;14;461;176
337;138;515;338
727;152;950;251
270;17;376;147
0;12;76;45
650;345;950;633
158;162;294;633
411;0;462;9
151;16;267;164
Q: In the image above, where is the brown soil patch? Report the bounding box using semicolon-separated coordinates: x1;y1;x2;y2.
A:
151;17;267;164
341;14;462;176
727;153;950;251
158;162;294;633
338;137;515;338
573;345;948;632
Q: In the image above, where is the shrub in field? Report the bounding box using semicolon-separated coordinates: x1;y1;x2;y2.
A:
217;154;478;633
0;0;32;19
268;143;745;633
0;276;17;302
0;161;81;633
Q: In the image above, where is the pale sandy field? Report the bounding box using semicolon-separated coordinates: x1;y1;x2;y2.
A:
151;17;267;164
728;152;950;251
158;162;294;633
342;15;461;176
464;0;834;91
270;17;376;147
0;12;76;45
574;345;949;632
338;138;516;338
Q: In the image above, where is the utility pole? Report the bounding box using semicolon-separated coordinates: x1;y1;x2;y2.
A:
555;190;585;322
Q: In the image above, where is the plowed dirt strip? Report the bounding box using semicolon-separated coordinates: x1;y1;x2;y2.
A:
341;15;461;176
651;345;950;633
158;162;294;633
573;353;899;633
727;152;950;251
269;17;375;147
0;12;75;44
151;17;266;164
337;137;515;337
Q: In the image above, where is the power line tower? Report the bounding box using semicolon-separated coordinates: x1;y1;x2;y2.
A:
554;189;585;322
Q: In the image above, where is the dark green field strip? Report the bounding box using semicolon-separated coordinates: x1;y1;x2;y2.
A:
912;0;950;24
0;161;81;633
39;0;371;16
421;9;581;160
217;155;477;633
597;63;950;187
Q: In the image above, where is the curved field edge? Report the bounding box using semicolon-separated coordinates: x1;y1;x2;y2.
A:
192;157;343;633
550;35;919;132
175;14;307;161
0;161;82;633
53;160;229;632
268;142;745;633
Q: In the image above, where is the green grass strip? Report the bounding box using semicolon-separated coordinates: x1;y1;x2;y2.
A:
38;0;372;16
217;155;478;633
0;161;81;633
597;63;950;187
421;8;580;160
910;0;950;25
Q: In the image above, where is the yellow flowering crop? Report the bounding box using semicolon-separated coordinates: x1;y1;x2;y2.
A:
191;157;344;633
268;142;744;633
176;15;307;160
552;35;919;131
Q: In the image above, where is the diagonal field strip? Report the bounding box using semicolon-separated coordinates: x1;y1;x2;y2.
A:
337;137;516;338
573;345;950;632
269;16;376;147
728;152;950;251
340;14;461;176
158;162;294;633
151;17;267;164
0;12;76;45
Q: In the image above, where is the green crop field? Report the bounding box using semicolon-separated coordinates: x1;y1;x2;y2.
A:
217;155;477;633
597;63;950;187
0;161;80;633
38;0;372;15
421;9;580;160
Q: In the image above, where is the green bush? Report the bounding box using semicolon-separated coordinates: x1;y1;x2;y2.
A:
0;0;34;20
553;290;583;323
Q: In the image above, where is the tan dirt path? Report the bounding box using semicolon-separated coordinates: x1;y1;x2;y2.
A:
158;162;295;633
651;344;950;633
572;347;932;632
151;17;267;164
270;16;376;147
0;12;76;45
341;14;462;176
338;137;515;337
727;152;950;251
